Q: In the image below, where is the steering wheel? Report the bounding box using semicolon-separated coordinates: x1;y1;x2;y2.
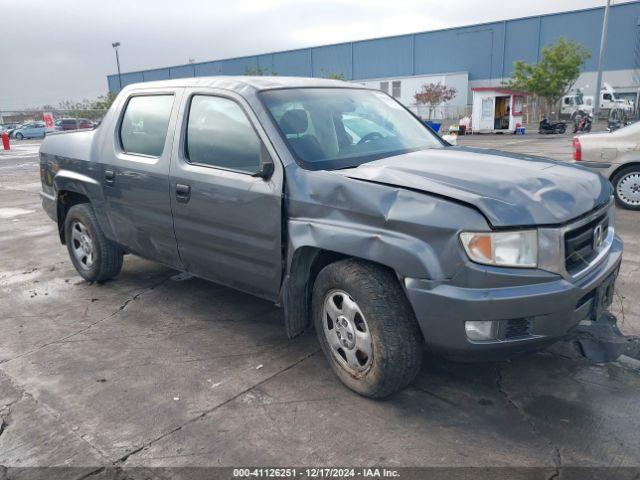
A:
357;131;384;145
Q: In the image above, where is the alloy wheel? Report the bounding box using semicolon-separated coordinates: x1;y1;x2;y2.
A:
322;289;373;375
617;172;640;207
70;220;94;270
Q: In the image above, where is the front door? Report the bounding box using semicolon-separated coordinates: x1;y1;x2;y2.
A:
478;95;495;131
169;91;283;301
100;88;184;269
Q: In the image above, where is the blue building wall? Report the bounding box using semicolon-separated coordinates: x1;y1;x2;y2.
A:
108;1;640;91
353;35;414;79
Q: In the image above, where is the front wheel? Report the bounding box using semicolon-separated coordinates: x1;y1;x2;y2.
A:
559;124;567;134
612;166;640;210
15;132;23;140
312;259;423;398
64;203;123;282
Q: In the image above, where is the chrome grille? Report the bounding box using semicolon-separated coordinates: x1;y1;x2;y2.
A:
537;199;614;280
564;212;608;274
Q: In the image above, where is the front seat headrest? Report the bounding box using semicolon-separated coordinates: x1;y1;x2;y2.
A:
279;109;308;135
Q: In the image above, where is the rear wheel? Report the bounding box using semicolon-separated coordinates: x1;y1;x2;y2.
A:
611;166;640;210
64;203;123;282
312;259;423;398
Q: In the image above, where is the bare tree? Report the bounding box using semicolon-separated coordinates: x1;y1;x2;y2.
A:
414;83;457;120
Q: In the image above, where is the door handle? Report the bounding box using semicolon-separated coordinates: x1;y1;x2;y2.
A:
104;169;115;186
175;183;191;203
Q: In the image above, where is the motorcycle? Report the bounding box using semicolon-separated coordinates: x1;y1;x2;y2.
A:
607;107;630;132
538;117;566;134
573;110;593;133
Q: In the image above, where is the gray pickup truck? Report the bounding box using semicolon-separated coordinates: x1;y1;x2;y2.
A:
40;77;623;397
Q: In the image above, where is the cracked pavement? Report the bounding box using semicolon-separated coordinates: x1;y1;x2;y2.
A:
1;137;640;473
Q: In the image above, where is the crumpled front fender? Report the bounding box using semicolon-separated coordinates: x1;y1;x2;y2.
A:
285;167;489;280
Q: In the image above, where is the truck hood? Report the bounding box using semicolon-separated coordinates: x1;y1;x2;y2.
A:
340;147;611;227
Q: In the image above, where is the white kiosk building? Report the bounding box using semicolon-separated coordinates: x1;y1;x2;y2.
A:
472;87;527;133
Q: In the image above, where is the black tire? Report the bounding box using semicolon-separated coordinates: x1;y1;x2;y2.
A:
611;165;640;210
559;124;566;134
15;132;23;140
312;259;423;398
64;203;123;282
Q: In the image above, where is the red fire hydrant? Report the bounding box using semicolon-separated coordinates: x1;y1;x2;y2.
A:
1;131;9;150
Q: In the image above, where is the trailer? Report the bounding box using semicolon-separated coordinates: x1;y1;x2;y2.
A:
472;87;526;133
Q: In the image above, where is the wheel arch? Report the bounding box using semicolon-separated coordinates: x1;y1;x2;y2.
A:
280;246;405;338
53;170;105;244
609;161;640;183
56;190;91;244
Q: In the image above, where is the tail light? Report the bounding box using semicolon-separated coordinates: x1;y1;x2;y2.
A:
572;136;582;161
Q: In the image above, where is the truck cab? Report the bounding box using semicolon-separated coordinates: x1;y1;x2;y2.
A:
562;84;634;118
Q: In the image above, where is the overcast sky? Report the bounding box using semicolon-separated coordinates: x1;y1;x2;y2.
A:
0;0;626;110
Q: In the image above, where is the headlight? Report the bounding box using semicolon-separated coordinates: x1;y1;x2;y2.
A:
459;230;538;268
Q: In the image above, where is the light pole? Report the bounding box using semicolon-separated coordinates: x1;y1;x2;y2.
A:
593;0;611;120
112;42;122;91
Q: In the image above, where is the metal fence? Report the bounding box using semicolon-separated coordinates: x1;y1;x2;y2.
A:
408;100;563;132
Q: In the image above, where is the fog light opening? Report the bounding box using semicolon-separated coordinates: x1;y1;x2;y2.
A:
465;321;497;341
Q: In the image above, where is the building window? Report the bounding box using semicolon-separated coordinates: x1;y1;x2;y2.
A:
379;82;389;94
392;81;401;98
512;96;524;115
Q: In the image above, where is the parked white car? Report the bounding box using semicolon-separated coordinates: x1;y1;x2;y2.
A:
574;121;640;209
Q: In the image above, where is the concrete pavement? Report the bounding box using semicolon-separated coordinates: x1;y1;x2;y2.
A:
1;137;639;475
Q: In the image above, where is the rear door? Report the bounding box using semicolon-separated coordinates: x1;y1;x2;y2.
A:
169;89;284;300
100;88;184;269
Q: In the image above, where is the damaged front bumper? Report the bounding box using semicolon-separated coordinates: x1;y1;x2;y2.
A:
403;235;625;361
566;311;640;363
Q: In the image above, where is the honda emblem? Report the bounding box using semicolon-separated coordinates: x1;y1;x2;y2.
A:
593;224;605;249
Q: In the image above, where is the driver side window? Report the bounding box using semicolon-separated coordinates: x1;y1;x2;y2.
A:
186;95;262;174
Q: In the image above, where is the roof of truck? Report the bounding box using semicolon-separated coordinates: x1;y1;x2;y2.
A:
121;76;356;93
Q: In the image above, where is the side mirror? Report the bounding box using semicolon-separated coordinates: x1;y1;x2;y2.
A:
252;160;274;179
252;144;275;179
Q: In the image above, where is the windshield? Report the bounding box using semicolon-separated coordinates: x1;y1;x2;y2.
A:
260;88;443;170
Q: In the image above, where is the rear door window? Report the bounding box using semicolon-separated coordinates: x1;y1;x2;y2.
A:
120;95;174;157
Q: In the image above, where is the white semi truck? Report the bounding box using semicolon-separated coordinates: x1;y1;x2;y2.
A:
561;83;634;118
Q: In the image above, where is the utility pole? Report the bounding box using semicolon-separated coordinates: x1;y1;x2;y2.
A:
593;0;611;119
112;42;122;91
